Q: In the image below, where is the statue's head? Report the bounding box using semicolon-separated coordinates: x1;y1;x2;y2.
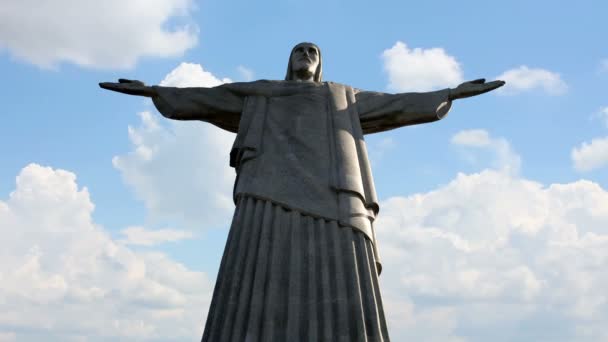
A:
285;42;322;82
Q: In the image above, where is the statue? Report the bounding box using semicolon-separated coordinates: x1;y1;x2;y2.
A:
100;42;504;342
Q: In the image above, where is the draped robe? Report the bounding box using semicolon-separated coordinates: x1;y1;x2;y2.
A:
151;80;451;341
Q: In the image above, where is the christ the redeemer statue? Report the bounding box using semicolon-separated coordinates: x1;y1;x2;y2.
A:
100;42;504;342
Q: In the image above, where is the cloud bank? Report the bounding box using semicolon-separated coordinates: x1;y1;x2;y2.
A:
378;170;608;342
0;164;212;341
0;0;197;69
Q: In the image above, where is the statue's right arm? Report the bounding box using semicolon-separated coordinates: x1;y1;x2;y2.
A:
151;85;243;133
100;79;244;133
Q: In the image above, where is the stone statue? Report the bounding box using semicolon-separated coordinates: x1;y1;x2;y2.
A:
100;42;504;342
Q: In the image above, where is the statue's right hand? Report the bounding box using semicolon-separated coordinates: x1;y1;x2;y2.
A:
99;79;157;97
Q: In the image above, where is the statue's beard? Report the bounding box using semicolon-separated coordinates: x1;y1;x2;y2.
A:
293;67;314;81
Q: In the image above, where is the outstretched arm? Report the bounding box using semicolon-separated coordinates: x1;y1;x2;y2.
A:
356;79;504;134
99;79;243;133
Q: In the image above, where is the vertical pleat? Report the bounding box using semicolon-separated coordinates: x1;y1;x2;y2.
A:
215;197;259;340
366;237;390;339
242;200;274;340
356;233;382;341
260;204;288;342
286;212;302;340
328;219;352;342
201;196;390;342
305;215;318;342
344;230;368;342
228;199;266;341
202;196;250;341
317;218;334;341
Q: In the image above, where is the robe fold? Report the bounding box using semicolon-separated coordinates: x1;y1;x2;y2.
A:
151;80;451;341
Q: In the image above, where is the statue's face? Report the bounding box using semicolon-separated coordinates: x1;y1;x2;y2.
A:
290;44;319;79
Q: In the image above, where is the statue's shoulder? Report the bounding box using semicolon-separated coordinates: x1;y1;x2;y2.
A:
324;81;360;95
222;80;358;97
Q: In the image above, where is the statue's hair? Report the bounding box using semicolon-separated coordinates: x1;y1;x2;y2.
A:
285;42;322;82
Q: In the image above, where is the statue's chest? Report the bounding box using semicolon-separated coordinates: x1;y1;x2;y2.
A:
266;90;329;142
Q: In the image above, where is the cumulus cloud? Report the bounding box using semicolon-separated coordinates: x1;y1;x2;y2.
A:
496;66;567;95
571;137;608;172
120;226;194;246
0;0;197;69
0;164;213;341
451;129;521;174
382;41;464;92
451;129;492;147
113;64;236;230
377;170;608;341
570;107;608;172
160;62;231;87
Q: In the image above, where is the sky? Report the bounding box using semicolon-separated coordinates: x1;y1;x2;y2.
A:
0;0;607;341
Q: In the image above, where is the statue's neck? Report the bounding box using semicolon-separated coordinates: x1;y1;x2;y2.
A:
292;69;314;82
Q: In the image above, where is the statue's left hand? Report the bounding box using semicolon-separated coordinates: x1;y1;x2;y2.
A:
448;79;505;100
99;79;157;97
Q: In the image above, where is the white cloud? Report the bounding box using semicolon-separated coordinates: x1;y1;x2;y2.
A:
377;170;608;342
160;62;231;87
496;66;567;95
0;164;213;341
451;129;521;175
571;136;608;172
113;112;235;229
113;64;236;230
451;129;491;147
382;41;464;92
120;226;194;246
0;0;197;69
237;65;255;81
0;332;16;342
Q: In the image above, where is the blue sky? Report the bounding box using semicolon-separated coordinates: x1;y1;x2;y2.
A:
1;0;607;341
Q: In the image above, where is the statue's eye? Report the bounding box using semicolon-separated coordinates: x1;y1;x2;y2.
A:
295;47;304;53
308;48;317;55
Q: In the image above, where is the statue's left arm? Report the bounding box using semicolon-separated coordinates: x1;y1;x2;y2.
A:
356;79;504;134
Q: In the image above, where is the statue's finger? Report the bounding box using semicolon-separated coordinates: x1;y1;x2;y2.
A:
99;82;119;90
118;79;145;86
485;80;505;90
470;78;486;84
119;78;142;84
